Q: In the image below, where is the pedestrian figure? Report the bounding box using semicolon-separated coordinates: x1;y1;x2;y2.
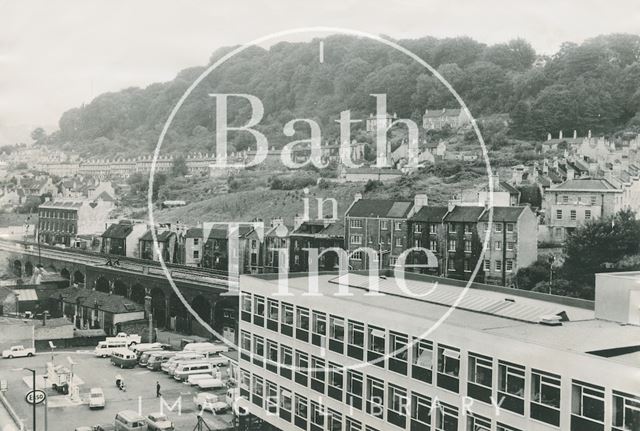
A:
156;381;161;397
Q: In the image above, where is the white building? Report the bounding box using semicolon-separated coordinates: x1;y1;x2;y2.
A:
237;271;640;431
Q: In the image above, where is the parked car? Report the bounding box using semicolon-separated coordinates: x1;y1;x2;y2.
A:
2;345;35;359
95;340;128;358
145;412;174;431
92;425;115;431
186;374;212;385
193;393;229;414
88;387;105;409
110;349;138;369
106;332;141;346
196;378;225;390
74;427;93;431
114;410;148;430
146;352;177;371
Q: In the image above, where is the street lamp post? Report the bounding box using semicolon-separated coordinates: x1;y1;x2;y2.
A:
145;294;153;343
24;368;36;431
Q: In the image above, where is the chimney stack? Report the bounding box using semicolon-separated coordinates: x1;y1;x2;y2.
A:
413;194;428;212
573;130;577;139
559;130;563;140
447;200;456;213
354;193;363;202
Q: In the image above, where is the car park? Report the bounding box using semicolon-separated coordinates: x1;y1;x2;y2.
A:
196;378;224;390
186;373;212;385
161;353;204;373
183;342;229;358
146;352;177;371
173;361;215;381
95;340;128;358
93;425;116;431
145;412;174;431
88;387;105;409
114;410;148;430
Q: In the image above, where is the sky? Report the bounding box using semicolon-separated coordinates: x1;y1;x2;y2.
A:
1;0;639;146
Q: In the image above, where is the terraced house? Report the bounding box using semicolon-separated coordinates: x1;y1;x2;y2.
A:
344;194;429;270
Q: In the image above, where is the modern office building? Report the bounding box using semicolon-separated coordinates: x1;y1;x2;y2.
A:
237;271;640;431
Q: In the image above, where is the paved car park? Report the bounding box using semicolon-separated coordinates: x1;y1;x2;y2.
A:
0;349;234;430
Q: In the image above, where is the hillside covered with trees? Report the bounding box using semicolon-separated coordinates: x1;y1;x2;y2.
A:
43;33;640;157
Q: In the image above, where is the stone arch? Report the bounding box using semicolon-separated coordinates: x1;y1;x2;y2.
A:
95;276;110;293
130;284;146;304
169;292;189;333
113;280;128;297
73;271;85;285
60;268;70;280
48;264;56;273
150;287;166;328
13;260;22;277
24;261;33;277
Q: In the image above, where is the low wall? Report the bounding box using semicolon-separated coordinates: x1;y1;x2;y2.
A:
0;391;25;430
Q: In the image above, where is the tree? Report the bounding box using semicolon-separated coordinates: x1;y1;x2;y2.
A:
171;156;189;177
562;209;640;286
30;127;46;144
515;257;550;290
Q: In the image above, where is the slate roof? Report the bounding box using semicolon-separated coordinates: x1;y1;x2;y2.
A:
443;206;485;222
102;222;133;239
140;229;174;242
185;226;252;240
58;287;144;314
291;220;344;238
345;168;402;175
410;206;449;222
478;206;528;222
96;190;115;202
553;178;618;191
346;199;413;218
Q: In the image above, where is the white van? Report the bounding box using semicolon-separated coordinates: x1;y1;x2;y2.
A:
95;340;128;358
183;342;229;358
161;353;204;374
226;388;241;407
114;410;148;431
173;361;215;381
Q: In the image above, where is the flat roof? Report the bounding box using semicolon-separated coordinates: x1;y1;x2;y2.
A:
242;273;640;368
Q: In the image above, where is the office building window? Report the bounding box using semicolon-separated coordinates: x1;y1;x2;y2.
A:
346;370;364;410
350;219;363;228
437;345;460;393
240;331;251;361
294;394;308;430
279;345;293;379
329;315;345;353
412;338;434;384
296;306;310;341
253;335;264;367
328;362;343;401
279;388;292;422
435;402;458;431
241;294;252;314
585;210;592;220
265;381;278;414
556;209;562;219
411;392;432;430
347;320;365;360
281;303;294;337
346;418;362;431
531;369;561;426
571;380;605;425
294;350;308;386
266;340;278;373
251;375;264;407
388;384;408;428
497;424;521;431
310;356;325;393
366;375;385;418
367;325;386;366
496;260;502;271
310;401;324;429
613;391;640;431
267;299;279;331
253;295;265;325
389;331;408;375
467;414;491;431
571;209;577;221
506;223;514;232
312;311;326;347
468;352;493;404
498;360;525;414
327;409;342;431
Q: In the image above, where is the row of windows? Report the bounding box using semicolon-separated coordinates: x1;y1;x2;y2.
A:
350;219;403;231
39;220;76;234
241;368;527;431
483;259;514;272
350;235;404;247
560;195;598;205
240;294;639;429
38;210;77;219
555;209;591;221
